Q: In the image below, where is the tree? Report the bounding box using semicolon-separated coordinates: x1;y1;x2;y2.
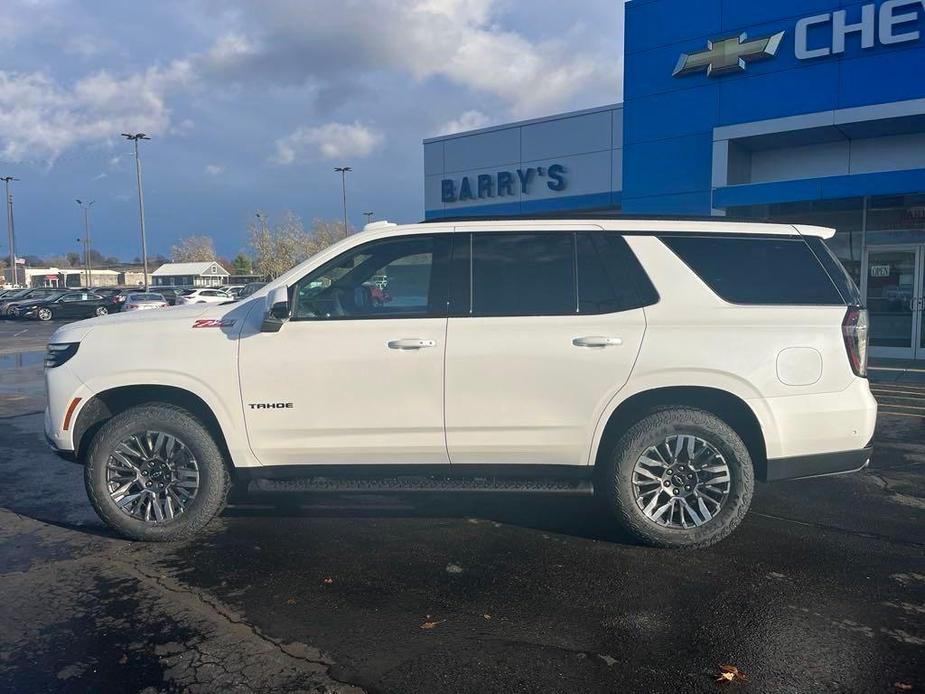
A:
248;212;348;280
66;251;80;267
170;235;216;263
232;252;253;275
105;256;121;266
45;255;71;268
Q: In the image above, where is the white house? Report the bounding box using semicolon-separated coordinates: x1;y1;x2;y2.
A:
151;262;230;288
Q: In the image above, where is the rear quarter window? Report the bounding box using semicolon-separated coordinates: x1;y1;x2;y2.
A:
660;235;844;306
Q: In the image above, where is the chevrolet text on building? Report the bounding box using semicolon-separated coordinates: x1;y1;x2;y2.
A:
675;0;924;77
441;164;566;203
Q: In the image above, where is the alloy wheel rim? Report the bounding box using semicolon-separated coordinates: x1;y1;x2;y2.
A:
632;434;731;530
38;308;51;320
106;431;200;523
96;307;107;316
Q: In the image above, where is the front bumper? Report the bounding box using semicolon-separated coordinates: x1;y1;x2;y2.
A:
765;446;873;481
44;428;78;463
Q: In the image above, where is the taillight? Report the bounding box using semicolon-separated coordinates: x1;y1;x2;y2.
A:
842;307;868;378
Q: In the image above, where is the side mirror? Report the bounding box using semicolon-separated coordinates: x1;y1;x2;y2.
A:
261;286;290;333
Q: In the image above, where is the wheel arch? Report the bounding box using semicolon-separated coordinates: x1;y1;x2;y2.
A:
591;386;768;480
72;384;234;471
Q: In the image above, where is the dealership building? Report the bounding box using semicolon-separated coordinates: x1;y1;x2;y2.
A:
423;0;925;361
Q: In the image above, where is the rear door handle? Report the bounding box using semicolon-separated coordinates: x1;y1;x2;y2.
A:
572;336;623;348
388;338;437;350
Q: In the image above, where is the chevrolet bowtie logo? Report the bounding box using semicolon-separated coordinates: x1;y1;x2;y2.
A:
673;31;785;77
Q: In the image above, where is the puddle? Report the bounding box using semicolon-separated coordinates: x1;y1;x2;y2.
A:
0;352;44;370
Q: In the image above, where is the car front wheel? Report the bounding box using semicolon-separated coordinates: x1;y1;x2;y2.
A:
36;307;53;321
598;407;754;549
84;403;230;541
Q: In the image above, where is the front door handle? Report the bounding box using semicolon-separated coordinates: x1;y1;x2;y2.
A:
388;338;437;350
572;336;623;348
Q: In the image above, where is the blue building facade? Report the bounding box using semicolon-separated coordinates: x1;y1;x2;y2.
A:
423;0;925;360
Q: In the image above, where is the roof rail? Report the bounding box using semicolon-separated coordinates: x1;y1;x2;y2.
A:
420;211;779;224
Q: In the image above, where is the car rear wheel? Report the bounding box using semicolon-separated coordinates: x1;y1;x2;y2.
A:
37;307;53;321
84;403;230;541
598;407;754;549
95;306;109;316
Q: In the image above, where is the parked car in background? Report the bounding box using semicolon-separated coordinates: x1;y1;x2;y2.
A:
1;288;63;317
13;291;109;321
123;292;168;311
175;288;232;305
220;284;245;297
152;287;183;306
237;282;267;299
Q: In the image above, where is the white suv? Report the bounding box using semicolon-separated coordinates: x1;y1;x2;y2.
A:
44;218;876;547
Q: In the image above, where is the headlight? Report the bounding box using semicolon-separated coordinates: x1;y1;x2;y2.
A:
45;343;79;369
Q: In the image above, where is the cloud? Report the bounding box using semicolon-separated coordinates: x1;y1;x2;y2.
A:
204;164;224;175
0;60;192;163
272;121;383;165
91;172;107;181
200;0;616;118
438;110;491;135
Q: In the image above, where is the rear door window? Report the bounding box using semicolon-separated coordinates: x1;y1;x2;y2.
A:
471;233;575;317
661;235;844;306
578;232;659;313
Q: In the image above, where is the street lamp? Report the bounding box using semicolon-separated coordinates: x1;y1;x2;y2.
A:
1;176;19;286
76;199;95;287
363;211;374;227
122;133;151;289
334;166;351;233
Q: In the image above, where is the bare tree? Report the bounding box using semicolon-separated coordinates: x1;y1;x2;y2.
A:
248;212;348;280
170;235;216;263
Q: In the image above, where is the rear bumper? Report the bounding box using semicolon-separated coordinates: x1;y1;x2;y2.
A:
765;446;872;482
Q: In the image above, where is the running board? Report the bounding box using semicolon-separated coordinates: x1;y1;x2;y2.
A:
249;475;594;495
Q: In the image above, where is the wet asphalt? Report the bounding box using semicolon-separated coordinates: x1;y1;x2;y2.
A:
0;319;923;693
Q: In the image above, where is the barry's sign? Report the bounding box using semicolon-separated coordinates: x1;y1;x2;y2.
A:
441;164;567;204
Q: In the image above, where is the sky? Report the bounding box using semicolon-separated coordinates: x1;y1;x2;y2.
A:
0;0;625;261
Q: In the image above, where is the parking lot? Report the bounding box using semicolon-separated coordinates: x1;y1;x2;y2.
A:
0;319;923;693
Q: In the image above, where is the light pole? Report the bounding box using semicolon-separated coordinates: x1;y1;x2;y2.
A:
122;133;151;289
76;199;95;287
1;176;18;286
334;166;351;233
363;211;374;227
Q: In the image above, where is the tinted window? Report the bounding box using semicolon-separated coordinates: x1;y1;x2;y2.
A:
292;235;450;320
578;233;657;313
661;235;844;305
804;236;863;305
471;233;575;316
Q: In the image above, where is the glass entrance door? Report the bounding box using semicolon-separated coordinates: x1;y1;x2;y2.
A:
863;246;925;360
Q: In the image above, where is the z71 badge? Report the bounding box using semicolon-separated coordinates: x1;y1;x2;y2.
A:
192;319;236;328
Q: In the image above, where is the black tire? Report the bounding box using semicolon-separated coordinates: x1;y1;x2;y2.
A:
84;403;230;541
37;307;53;321
598;407;754;549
